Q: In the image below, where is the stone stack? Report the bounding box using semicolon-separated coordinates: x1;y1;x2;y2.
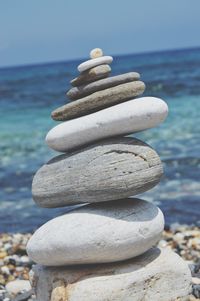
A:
27;48;191;301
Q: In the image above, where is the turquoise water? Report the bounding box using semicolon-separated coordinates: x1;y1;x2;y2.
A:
0;47;200;232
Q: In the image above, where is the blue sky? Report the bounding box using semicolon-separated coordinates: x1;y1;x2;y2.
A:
0;0;200;67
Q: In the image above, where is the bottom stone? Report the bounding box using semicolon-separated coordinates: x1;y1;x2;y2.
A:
31;247;191;301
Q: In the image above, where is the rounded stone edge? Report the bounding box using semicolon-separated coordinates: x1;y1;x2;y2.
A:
30;248;192;301
78;56;113;73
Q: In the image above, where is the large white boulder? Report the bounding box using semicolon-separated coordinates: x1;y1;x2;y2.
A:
30;247;191;301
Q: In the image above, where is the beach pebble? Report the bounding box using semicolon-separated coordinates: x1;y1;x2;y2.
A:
78;56;113;73
52;81;145;121
0;252;7;260
5;280;31;296
27;199;164;265
192;284;200;299
90;48;103;59
47;97;168;152
158;239;168;248
192;277;200;285
1;266;10;276
67;72;141;100
19;256;30;266
33;137;163;207
31;248;191;301
12;289;34;301
4;244;12;251
71;64;111;87
0;287;6;291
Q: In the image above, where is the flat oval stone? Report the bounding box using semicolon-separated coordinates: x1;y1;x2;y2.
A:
67;72;140;100
78;56;113;73
47;97;168;152
31;248;191;301
27;199;164;265
71;64;111;87
52;81;145;121
33;137;163;207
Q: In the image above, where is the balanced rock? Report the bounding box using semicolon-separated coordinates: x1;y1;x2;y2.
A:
32;137;163;207
71;64;111;87
78;56;113;73
30;248;191;301
52;81;145;121
27;199;164;266
90;48;103;58
67;72;140;100
47;97;168;152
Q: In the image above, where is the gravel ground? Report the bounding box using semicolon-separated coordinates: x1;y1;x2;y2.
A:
0;225;199;300
159;224;200;301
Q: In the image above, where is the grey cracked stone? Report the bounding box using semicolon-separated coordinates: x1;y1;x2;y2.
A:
32;137;163;207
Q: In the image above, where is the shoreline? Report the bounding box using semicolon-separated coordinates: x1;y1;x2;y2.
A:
0;224;199;300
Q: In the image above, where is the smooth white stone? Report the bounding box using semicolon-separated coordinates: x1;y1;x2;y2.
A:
6;280;31;296
46;97;168;153
78;56;113;72
90;48;103;58
27;199;164;266
31;248;192;301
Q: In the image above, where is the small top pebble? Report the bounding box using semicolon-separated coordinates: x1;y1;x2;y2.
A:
90;48;103;59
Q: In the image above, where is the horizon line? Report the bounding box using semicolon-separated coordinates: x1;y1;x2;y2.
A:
0;45;199;71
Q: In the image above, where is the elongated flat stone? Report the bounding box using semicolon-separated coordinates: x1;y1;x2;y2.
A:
47;97;168;152
71;64;111;87
67;72;140;100
33;137;163;207
78;56;113;72
30;248;191;301
52;81;145;121
27;199;164;265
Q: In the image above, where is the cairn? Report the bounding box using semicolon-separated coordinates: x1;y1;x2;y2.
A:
27;48;191;301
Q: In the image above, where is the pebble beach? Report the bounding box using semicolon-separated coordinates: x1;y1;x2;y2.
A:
0;225;199;300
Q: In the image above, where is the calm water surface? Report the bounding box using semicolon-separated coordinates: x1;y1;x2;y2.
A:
0;47;200;232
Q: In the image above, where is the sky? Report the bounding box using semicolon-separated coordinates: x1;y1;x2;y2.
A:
0;0;200;67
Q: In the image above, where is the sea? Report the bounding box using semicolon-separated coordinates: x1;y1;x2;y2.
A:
0;47;200;232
